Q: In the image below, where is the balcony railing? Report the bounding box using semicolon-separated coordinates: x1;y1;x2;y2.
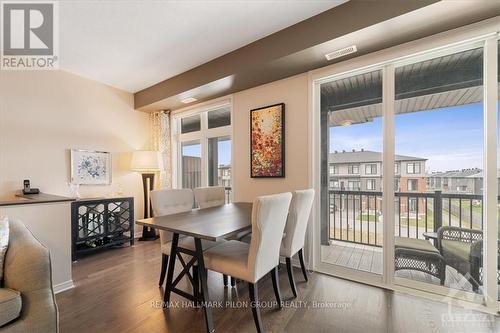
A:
329;189;489;247
224;186;232;204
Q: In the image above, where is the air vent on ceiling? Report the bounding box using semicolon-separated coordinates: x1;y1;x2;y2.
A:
325;45;357;61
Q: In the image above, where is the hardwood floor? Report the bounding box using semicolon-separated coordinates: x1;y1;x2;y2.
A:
57;241;499;333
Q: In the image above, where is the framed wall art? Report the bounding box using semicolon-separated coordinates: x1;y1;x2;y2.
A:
250;103;285;178
70;149;112;185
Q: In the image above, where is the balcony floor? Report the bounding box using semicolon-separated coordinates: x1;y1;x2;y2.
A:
321;241;477;293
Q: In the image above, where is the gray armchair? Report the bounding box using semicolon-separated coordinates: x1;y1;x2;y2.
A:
0;219;58;332
437;226;500;291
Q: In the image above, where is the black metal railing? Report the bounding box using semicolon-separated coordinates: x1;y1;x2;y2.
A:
329;189;489;247
224;186;232;204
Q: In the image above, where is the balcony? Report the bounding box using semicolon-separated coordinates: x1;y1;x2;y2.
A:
323;189;490;292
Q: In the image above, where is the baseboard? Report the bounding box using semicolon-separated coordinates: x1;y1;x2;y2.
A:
54;280;74;294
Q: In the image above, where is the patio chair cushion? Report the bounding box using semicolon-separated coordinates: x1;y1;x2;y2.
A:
0;288;21;326
395;237;439;254
441;239;471;262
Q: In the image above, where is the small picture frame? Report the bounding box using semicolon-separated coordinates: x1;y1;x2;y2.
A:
70;149;112;185
250;103;285;178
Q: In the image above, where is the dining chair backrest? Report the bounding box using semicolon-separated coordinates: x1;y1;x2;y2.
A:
281;189;315;257
248;192;292;282
150;188;194;245
193;186;225;209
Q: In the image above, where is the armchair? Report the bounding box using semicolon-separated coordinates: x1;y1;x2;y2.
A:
437;226;499;291
1;219;58;332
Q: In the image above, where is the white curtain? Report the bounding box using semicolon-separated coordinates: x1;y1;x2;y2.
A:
150;110;172;189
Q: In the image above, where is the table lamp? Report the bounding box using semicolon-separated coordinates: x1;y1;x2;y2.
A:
131;150;160;241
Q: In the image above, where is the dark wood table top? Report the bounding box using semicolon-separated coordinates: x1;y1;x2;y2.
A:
136;202;253;241
0;192;75;207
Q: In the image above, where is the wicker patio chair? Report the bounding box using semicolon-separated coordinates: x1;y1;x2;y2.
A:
437;226;500;291
395;237;446;285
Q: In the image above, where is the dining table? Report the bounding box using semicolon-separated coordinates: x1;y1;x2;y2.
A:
136;202;253;333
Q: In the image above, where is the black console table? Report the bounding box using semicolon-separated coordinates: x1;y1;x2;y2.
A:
71;197;134;260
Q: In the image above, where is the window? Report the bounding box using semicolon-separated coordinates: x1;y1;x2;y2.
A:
207;107;231;129
333;180;339;188
366;179;376;190
347;181;360;190
348;164;359;174
347;180;359;191
181;114;201;133
321;68;383;272
365;164;377;175
395;179;400;191
409;198;417;212
208;136;231;187
175;103;232;190
406;162;421;174
329;165;339;174
407;179;418;191
181;141;201;188
329;180;334;188
394;163;399;174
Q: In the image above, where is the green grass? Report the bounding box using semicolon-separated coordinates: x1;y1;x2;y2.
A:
357;213;377;221
330;227;383;246
399;212;434;229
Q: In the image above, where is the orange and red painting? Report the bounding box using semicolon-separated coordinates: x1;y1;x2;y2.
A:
250;103;285;178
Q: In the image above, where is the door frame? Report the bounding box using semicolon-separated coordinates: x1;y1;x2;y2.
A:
308;17;500;312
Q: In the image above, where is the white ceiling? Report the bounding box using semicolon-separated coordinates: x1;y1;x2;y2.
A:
59;0;345;93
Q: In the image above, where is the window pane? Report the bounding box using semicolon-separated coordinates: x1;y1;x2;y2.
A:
208;107;231;129
181;114;201;133
181;141;201;188
321;69;383;275
208;136;231;188
394;47;484;295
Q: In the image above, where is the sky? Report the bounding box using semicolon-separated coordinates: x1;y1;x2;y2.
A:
330;102;489;172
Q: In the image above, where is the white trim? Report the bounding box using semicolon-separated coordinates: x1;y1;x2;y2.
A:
483;36;498;309
54;280;74;294
310;71;321;272
382;64;395;286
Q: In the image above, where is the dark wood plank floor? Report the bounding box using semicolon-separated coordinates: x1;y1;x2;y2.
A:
57;241;499;333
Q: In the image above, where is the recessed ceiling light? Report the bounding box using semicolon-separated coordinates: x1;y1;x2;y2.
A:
181;97;197;104
325;45;357;61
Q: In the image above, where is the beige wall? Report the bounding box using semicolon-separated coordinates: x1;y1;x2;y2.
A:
232;73;309;202
0;70;150;219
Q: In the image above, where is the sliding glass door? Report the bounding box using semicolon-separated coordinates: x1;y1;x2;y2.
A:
319;69;384;278
314;36;499;308
393;46;485;296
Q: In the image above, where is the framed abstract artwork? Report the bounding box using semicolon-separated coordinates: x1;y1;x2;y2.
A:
70;149;112;185
250;103;285;178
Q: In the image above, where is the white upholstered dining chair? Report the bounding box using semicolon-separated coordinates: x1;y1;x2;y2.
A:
193;186;225;209
281;189;315;297
203;192;292;333
193;186;231;286
151;188;194;287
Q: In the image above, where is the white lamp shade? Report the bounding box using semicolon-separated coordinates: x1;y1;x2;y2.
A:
131;151;160;172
